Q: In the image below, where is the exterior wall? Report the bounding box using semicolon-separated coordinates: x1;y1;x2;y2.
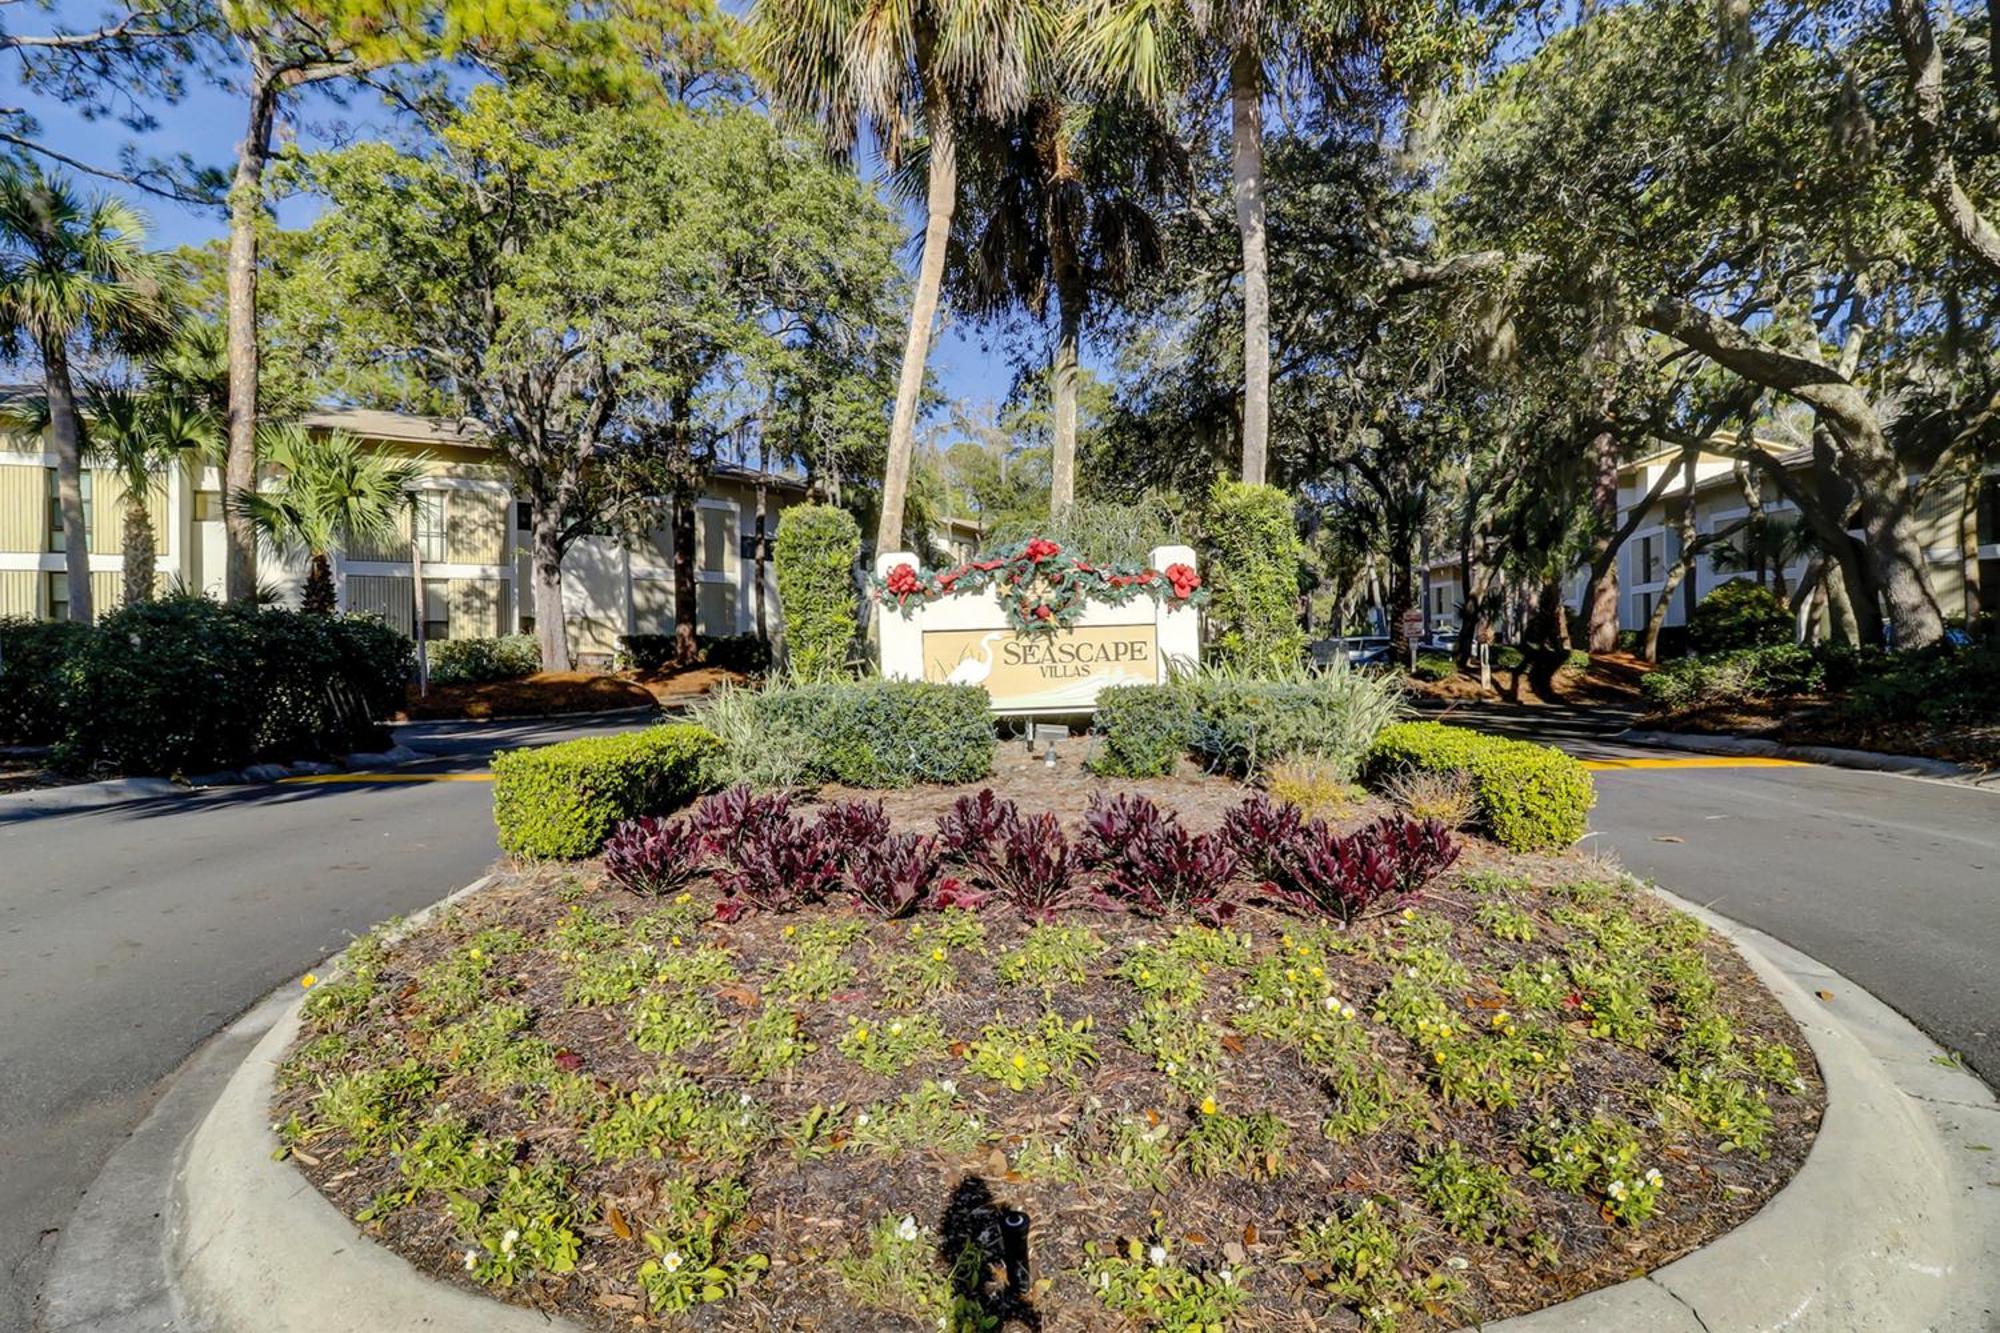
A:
0;569;35;616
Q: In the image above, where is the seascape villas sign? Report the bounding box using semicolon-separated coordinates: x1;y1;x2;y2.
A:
874;539;1204;714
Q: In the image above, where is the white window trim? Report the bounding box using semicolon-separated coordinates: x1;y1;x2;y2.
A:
1629;525;1669;591
0;450;57;467
340;560;512;581
0;552;155;573
406;476;512;495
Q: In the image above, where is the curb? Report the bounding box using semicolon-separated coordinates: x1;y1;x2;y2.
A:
390;701;672;727
46;881;2000;1333
0;745;433;822
1616;728;1994;786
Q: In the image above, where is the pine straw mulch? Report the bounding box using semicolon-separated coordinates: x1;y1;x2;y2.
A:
273;760;1823;1332
396;665;741;721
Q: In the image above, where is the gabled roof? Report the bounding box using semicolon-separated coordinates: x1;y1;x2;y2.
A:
303;406;492;448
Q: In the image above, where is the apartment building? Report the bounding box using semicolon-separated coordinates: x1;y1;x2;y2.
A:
0;400;809;658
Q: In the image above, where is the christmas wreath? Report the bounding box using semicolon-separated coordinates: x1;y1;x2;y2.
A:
876;537;1206;633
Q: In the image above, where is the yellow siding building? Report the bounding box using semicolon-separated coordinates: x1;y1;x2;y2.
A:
1;401;810;659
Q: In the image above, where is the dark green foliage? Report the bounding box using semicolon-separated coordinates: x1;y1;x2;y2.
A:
747;680;995;787
1367;721;1595;853
1089;685;1193;777
1411;652;1457;683
1202;481;1307;672
0;617;89;744
53;597;412;775
428;634;542;685
491;724;722;859
1841;641;2000;728
1688;581;1793;653
774;504;861;681
1640;643;1849;710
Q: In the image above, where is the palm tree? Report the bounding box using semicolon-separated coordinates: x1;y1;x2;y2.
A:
751;0;1059;555
1078;0;1418;486
948;92;1182;514
0;164;172;622
83;385;222;607
234;424;422;614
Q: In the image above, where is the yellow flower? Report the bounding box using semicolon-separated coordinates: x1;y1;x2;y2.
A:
854;1027;870;1043
675;892;691;904
783;925;796;937
1309;965;1323;979
932;948;947;961
1491;1011;1512;1028
468;947;483;962
1011;1053;1027;1070
1199;1096;1218;1116
300;973;318;989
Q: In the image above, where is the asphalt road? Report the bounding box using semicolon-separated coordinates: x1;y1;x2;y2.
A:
5;701;1998;1332
1416;697;2000;1086
0;714;641;1333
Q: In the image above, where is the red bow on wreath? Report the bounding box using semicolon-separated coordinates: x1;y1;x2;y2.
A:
885;563;922;597
1022;538;1062;562
1165;563;1202;599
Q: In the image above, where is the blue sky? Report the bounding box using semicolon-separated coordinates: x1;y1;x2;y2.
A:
17;37;1022;425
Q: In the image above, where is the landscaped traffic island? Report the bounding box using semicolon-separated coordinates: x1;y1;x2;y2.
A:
270;699;1823;1332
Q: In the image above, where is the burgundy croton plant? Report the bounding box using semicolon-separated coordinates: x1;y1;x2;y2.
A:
875;536;1207;635
602;784;1459;927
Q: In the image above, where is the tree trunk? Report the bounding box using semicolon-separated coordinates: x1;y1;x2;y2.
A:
1641;560;1689;661
43;338;93;624
876;104;957;556
122;494;156;607
1050;293;1081;516
673;495;698;666
303;551;336;614
1841;442;1946;646
1578;429;1623;652
224;70;281;604
530;503;571;672
754;479;769;643
1644;445;1701;661
1229;43;1270;486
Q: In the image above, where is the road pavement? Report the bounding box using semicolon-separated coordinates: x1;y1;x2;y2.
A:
5;700;1998;1331
0;714;642;1333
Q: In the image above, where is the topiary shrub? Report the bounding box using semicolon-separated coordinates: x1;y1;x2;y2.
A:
1089;685;1192;777
1202;480;1307;673
698;678;995;789
429;634;542;685
1689;580;1793;654
53;597;412;775
0;617;89;744
492;723;722;859
1366;721;1594;853
774;504;860;680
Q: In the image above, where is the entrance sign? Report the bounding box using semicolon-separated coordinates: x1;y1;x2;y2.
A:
876;543;1201;715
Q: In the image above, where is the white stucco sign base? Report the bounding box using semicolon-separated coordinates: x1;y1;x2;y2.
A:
875;544;1202;715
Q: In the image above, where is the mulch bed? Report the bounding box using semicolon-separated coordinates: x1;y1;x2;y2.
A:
274;758;1823;1331
1401;653;1652;709
397;666;740;721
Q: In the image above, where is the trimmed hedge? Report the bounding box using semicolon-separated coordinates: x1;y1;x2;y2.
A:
492;723;722;859
1689;580;1792;654
774;504;860;680
1090;685;1194;777
0;617;89;744
428;634;542;685
54;597;412;775
1366;721;1594;853
743;679;995;787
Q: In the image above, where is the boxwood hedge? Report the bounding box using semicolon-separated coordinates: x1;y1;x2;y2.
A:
492;723;722;859
1366;721;1594;853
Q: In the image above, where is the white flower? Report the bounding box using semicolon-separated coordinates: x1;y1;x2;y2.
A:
938;1080;957;1095
739;1092;753;1106
897;1216;920;1242
1219;1268;1234;1285
856;1112;872;1127
500;1228;520;1255
1644;1168;1663;1185
661;1250;684;1273
1148;1244;1168;1266
1607;1180;1628;1200
463;1249;479;1271
1099;1272;1112;1290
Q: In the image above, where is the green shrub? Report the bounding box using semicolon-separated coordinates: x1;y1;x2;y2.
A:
985;495;1182;566
427;634;542;685
1090;685;1193;777
1842;640;2000;727
1367;721;1594;853
1689;581;1793;654
1092;664;1402;780
0;617;89;744
1202;480;1306;673
698;678;994;788
775;504;860;681
492;723;722;859
54;597;412;775
1640;643;1832;711
1411;652;1457;683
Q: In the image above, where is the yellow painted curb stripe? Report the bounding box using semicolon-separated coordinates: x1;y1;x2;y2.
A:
1582;756;1806;771
279;772;495;784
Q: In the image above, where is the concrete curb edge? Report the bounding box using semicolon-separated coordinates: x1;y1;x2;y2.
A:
58;877;2000;1333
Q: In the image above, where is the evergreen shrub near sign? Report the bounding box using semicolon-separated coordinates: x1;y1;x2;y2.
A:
1202;481;1307;672
700;679;995;789
492;723;722;859
1366;722;1594;853
774;504;861;680
1687;580;1793;654
1089;684;1195;777
0;617;89;744
51;596;412;775
427;634;542;685
1091;665;1402;780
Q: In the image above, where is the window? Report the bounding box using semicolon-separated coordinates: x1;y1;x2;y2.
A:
46;572;69;623
516;500;533;533
699;505;736;574
414;491;448;563
1633;591;1656;627
1978;477;1999;549
421;579;450;642
193;490;223;522
1637;534;1663;584
48;469;92;553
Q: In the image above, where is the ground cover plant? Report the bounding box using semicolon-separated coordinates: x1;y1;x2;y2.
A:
277;752;1821;1332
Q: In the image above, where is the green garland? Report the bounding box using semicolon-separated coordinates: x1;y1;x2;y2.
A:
876;537;1206;634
